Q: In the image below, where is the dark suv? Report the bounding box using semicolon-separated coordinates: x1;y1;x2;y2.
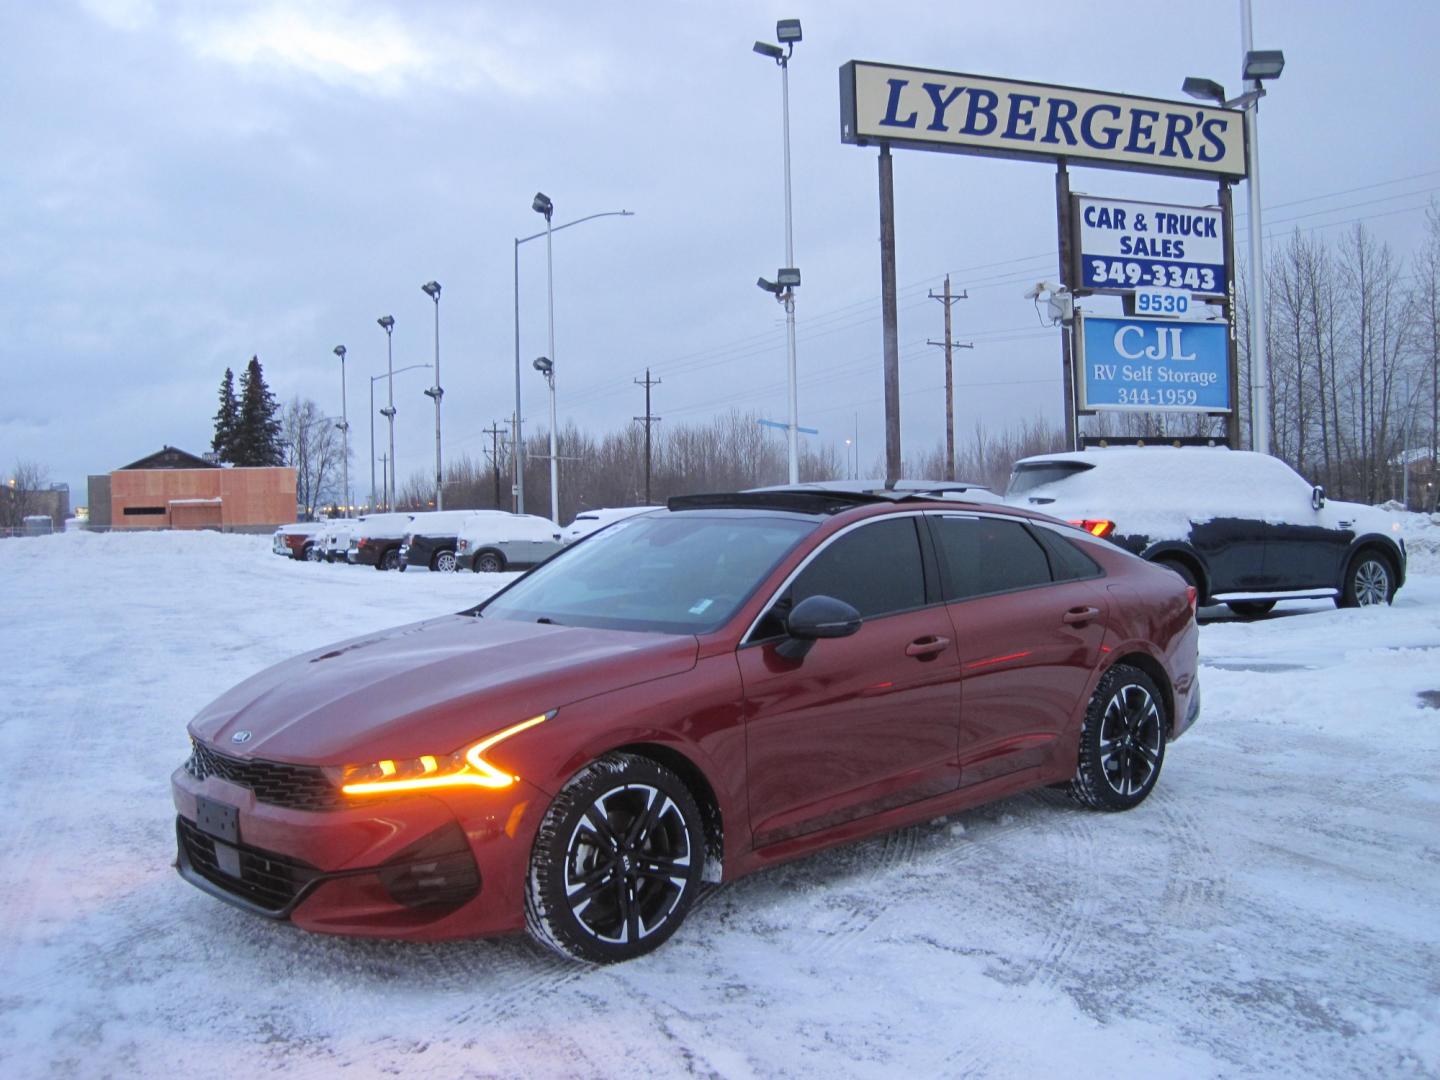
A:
1005;448;1406;615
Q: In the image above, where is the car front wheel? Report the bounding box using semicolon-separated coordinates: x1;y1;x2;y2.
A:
526;753;705;964
474;550;505;574
1068;664;1167;812
433;550;458;573
1339;551;1395;608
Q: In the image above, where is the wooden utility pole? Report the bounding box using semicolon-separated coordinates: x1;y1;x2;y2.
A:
928;274;973;482
1056;161;1078;449
633;368;662;504
482;420;508;508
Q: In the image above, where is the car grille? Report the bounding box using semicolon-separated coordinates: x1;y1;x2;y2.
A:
177;817;321;914
185;740;342;812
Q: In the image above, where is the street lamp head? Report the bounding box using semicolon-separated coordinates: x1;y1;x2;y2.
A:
1182;76;1227;105
333;345;346;359
1243;49;1285;82
377;315;394;332
776;267;801;288
756;276;782;295
533;356;553;375
532;192;553;220
421;281;441;300
753;40;784;60
776;18;802;44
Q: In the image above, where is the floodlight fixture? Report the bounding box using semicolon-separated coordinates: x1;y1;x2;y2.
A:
532;192;553;219
776;267;801;288
533;355;553;376
1182;76;1226;105
757;276;781;295
377;315;394;332
753;41;784;60
1242;49;1285;82
776;18;802;44
333;344;346;358
421;280;441;300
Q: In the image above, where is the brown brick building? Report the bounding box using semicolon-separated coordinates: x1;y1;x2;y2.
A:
88;446;296;531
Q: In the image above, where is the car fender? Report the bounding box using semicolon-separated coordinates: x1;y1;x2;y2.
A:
1342;532;1407;589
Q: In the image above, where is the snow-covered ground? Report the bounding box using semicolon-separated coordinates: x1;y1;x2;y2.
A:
1;528;1438;1079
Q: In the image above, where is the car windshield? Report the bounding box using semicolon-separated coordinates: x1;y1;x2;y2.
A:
478;513;816;634
1007;461;1094;496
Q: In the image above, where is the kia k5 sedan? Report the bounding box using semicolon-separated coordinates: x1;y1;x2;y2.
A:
173;490;1199;963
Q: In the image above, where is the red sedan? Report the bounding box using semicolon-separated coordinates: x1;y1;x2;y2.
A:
173;491;1199;963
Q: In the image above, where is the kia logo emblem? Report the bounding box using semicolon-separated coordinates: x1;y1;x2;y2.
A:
231;730;253;744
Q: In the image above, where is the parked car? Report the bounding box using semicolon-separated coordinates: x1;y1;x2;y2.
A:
1004;447;1407;614
456;513;564;572
399;510;511;573
272;522;325;561
561;506;662;544
173;489;1198;963
347;512;415;570
318;519;359;563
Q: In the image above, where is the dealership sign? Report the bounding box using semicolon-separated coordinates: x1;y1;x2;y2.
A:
839;62;1247;180
1078;314;1230;412
1074;196;1226;296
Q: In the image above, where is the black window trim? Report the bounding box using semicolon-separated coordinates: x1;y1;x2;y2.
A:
923;511;1106;605
740;511;945;647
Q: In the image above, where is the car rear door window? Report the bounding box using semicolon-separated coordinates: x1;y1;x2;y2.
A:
790;518;927;619
930;515;1054;600
1032;527;1102;582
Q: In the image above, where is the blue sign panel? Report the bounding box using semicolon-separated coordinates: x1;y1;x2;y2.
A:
1079;315;1230;412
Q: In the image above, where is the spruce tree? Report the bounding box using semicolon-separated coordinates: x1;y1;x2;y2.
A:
234;356;285;466
210;367;240;463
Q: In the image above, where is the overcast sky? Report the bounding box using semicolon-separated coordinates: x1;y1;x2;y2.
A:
4;1;1439;506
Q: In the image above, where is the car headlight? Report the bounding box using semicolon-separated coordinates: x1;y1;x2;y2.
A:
337;713;552;796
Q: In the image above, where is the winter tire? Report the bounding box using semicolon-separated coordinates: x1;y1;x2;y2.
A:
1068;664;1167;812
1226;600;1275;617
474;550;505;574
378;548;400;572
1338;550;1395;608
304;544;322;563
434;550;458;573
525;753;705;964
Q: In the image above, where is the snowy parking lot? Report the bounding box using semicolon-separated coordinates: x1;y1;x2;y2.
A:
2;528;1438;1078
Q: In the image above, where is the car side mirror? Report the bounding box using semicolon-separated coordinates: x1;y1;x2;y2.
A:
1311;485;1326;511
775;595;862;661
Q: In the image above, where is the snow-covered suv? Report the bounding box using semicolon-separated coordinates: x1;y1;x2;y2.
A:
1005;447;1406;614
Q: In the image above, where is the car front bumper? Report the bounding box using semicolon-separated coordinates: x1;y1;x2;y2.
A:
171;758;548;940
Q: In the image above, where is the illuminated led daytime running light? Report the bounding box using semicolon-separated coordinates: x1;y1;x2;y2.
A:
340;714;550;796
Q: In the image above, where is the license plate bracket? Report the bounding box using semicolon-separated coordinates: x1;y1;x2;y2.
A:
195;795;240;845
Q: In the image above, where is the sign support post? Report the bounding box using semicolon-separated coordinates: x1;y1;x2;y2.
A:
879;144;901;486
1219;179;1241;449
1056;160;1077;450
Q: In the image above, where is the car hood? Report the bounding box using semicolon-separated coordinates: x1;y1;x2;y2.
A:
188;615;699;765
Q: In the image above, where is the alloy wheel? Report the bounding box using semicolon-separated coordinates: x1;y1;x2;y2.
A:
1099;683;1163;797
562;784;693;946
1353;559;1390;606
435;551;458;573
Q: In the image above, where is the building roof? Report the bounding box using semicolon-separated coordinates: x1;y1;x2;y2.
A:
117;446;219;471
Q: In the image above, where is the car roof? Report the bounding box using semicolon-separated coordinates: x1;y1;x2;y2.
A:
667;489;1012;518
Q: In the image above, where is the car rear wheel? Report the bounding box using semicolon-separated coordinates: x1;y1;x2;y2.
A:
1068;664;1167;812
474;550;505;574
378;548;399;571
304;543;322;562
1154;557;1200;596
1339;550;1395;608
433;549;458;573
1226;600;1275;617
526;753;705;964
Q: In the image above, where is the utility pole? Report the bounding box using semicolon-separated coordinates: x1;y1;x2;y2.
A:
633;368;662;504
482;420;508;509
927;274;973;482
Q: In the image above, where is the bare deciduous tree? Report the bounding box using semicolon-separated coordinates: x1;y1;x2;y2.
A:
282;397;343;520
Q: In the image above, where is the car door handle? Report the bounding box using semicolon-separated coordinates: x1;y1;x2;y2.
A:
905;636;951;657
1061;606;1101;625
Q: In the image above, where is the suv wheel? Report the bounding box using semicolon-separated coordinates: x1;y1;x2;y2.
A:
474;550;505;574
1339;550;1395;608
434;550;458;573
378;548;400;571
304;544;322;562
526;753;705;964
1068;664;1167;812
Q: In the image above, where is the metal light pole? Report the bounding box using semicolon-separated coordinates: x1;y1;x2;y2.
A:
421;281;443;510
333;345;350;515
755;19;803;483
533;357;557;520
377;315;395;509
366;364;429;514
534;193;561;522
512;201;633;514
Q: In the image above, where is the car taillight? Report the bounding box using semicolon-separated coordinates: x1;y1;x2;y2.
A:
1070;519;1115;538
